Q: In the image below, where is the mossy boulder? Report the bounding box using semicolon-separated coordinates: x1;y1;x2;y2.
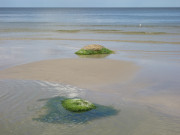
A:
75;44;114;55
62;98;96;112
34;96;119;124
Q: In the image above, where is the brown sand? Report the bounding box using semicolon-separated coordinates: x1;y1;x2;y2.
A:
0;58;139;89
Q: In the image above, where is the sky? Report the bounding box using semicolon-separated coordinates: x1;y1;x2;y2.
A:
0;0;180;7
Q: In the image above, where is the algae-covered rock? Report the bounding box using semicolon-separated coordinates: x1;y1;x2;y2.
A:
62;98;96;112
75;44;114;55
33;96;119;124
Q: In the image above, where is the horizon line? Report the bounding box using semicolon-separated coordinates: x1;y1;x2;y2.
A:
0;7;180;8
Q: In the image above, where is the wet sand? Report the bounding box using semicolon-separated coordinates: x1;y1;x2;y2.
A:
0;58;180;118
0;58;139;89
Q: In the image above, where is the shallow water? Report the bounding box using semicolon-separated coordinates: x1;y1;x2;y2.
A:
34;96;118;124
0;80;179;135
0;8;180;69
0;8;180;135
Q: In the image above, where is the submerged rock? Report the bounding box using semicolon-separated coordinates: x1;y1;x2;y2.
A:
75;44;114;55
33;96;119;124
62;98;96;112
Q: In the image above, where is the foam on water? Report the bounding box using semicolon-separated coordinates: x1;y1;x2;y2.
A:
36;81;85;98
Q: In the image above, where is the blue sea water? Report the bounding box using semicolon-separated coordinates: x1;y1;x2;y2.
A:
0;8;180;39
0;8;180;34
0;8;180;26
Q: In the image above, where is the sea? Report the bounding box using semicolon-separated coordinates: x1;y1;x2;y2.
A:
0;8;180;135
0;8;180;68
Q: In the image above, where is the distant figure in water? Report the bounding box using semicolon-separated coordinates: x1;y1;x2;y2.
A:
139;24;142;27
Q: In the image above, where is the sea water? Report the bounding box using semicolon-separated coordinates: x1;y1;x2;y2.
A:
0;79;179;135
0;8;180;69
0;8;180;135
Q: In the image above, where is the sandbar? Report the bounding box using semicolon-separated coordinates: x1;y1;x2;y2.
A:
0;58;139;89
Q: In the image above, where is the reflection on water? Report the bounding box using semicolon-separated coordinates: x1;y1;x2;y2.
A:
77;54;110;58
0;80;180;135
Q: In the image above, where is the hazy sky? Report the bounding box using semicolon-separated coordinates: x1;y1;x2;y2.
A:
0;0;180;7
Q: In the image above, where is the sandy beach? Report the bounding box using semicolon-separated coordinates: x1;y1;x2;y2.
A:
0;58;139;89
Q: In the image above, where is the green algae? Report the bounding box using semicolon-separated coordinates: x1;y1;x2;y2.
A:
75;48;114;55
33;97;119;124
62;98;96;112
56;30;80;33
